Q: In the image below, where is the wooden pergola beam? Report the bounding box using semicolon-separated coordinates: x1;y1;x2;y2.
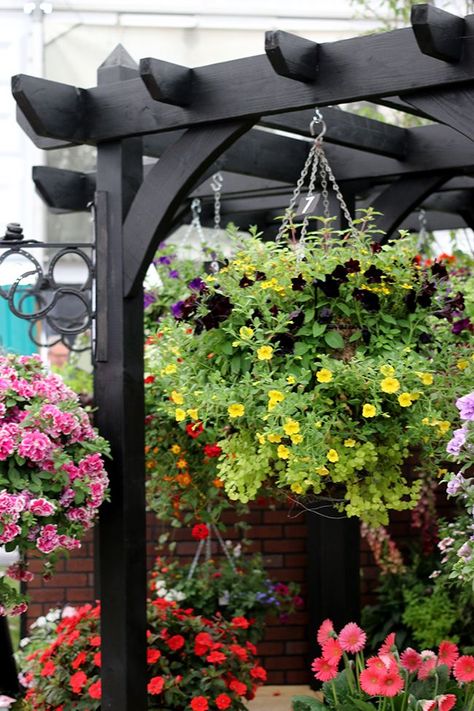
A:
11;11;474;143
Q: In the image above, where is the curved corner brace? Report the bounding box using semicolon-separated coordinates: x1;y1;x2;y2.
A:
404;86;474;143
123;120;253;297
372;173;451;241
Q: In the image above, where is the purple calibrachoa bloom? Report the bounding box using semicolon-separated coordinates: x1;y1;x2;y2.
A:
456;391;474;421
188;277;207;292
168;269;180;279
170;300;185;319
144;292;156;309
446;427;467;455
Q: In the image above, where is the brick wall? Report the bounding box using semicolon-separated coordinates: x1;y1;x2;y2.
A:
26;502;422;685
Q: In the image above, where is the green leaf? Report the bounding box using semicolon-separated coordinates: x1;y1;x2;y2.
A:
312;323;327;338
348;330;362;342
231;354;241;374
292;696;327;711
220;341;234;355
350;700;378;711
380;313;397;325
294;342;312;356
324;331;345;349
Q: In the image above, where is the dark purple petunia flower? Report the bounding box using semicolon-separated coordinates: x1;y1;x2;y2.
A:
344;258;361;273
353;288;380;312
239;275;254;288
291;274;306;291
431;262;449;279
452;318;472;335
364;265;386;284
314;275;341;298
168;269;180;279
156;255;174;265
170;300;185;318
144;292;157;309
188;277;207;292
331;264;349;282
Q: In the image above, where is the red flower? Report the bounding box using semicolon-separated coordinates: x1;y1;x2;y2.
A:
93;652;101;667
167;634;185;652
89;635;101;647
147;648;161;664
40;660;56;677
215;694;232;710
147;676;165;695
192;524;209;541
454;655;474;683
250;665;267;681
229;679;247;696
144;375;155;384
190;696;209;711
203;443;222;458
194;632;213;655
88;680;101;700
438;641;459;669
231;616;250;629
69;671;88;694
72;651;87;669
206;650;227;664
229;644;248;661
186;421;204;439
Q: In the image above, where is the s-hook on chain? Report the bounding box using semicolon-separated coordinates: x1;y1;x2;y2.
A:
210;171;224;231
277;108;355;246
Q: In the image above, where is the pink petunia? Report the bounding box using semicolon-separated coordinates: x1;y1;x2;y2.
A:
438;641;459;669
317;619;335;647
311;656;338;682
454;655;474;683
400;647;422;672
338;622;366;654
29;498;55;517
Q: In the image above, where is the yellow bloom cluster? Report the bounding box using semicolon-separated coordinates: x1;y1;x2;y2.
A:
380;377;400;394
316;368;333;383
257;345;273;361
362;403;377;418
268;390;285;411
228;403;245;418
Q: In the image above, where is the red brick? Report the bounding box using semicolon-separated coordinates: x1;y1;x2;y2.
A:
265;656;302;669
286;670;311;684
257;641;285;655
285;641;308;654
266;671;285;684
263;510;291;524
284;525;308;538
263;539;303;553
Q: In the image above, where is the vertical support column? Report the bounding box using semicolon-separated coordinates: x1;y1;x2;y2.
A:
0;617;19;697
306;511;360;657
94;47;147;711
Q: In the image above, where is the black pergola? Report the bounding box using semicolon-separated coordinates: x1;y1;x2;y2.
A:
3;4;474;708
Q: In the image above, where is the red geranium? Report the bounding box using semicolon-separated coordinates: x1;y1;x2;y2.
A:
147;675;165;695
231;616;250;629
147;648;161;664
229;679;247;696
167;634;185;652
88;680;101;700
203;443;222;458
190;697;209;711
206;650;227;664
185;421;204;439
192;523;209;541
69;670;87;694
215;694;232;710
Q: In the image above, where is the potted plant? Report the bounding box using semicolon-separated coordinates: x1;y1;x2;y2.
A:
145;214;474;524
0;354;109;614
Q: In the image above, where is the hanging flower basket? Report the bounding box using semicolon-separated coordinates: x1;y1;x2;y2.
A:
0;354;110;615
146;213;474;525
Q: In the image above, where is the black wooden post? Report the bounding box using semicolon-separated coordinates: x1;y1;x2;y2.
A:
0;617;19;697
94;46;147;711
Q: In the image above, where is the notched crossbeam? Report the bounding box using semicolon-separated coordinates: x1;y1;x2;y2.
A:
265;30;319;82
33;166;95;213
139;58;193;106
411;3;465;62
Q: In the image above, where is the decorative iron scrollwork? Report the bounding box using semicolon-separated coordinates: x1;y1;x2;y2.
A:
0;223;95;351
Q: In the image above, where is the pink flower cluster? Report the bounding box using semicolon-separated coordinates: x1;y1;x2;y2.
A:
312;620;474;709
360;522;406;575
0;354;109;615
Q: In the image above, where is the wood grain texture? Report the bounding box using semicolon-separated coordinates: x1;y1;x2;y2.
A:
33;166;94;212
411;3;465;63
265;29;319;82
404;85;474;141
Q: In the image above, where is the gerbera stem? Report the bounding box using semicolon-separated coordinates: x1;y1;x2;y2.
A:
331;680;339;707
342;652;356;693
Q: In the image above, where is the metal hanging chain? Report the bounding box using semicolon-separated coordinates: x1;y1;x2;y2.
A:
186;523;237;581
184;197;206;246
210;172;224;231
277;108;356;243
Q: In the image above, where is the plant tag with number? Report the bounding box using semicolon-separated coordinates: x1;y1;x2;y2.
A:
295;193;321;218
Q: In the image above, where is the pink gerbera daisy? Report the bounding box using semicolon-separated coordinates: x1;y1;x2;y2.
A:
367;656;390;671
322;638;343;665
438;641;459;669
360;666;383;696
454;655;474;683
437;694;457;711
311;656;338;682
400;647;422;672
379;633;396;656
420;702;436;711
339;622;366;654
418;651;438;681
317;619;335;647
377;665;405;697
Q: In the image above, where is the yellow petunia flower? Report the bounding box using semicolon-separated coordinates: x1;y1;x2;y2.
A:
416;372;434;386
228;403;245;418
163;364;177;375
344;439;356;448
287;375;296;385
283;419;300;436
268;433;282;443
257;345;274;361
457;359;469;370
267;390;285;411
316;368;333;383
187;408;199;420
398;393;413;407
170;444;181;454
316;466;329;476
314;421;322;429
291;482;303;494
327;449;339;463
239;326;254;339
277;444;290;460
437;420;451;435
256;433;266;445
175;408;186;422
380;377;400;394
362;404;377;418
380;365;396;377
170;390;184;405
291;434;303;445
